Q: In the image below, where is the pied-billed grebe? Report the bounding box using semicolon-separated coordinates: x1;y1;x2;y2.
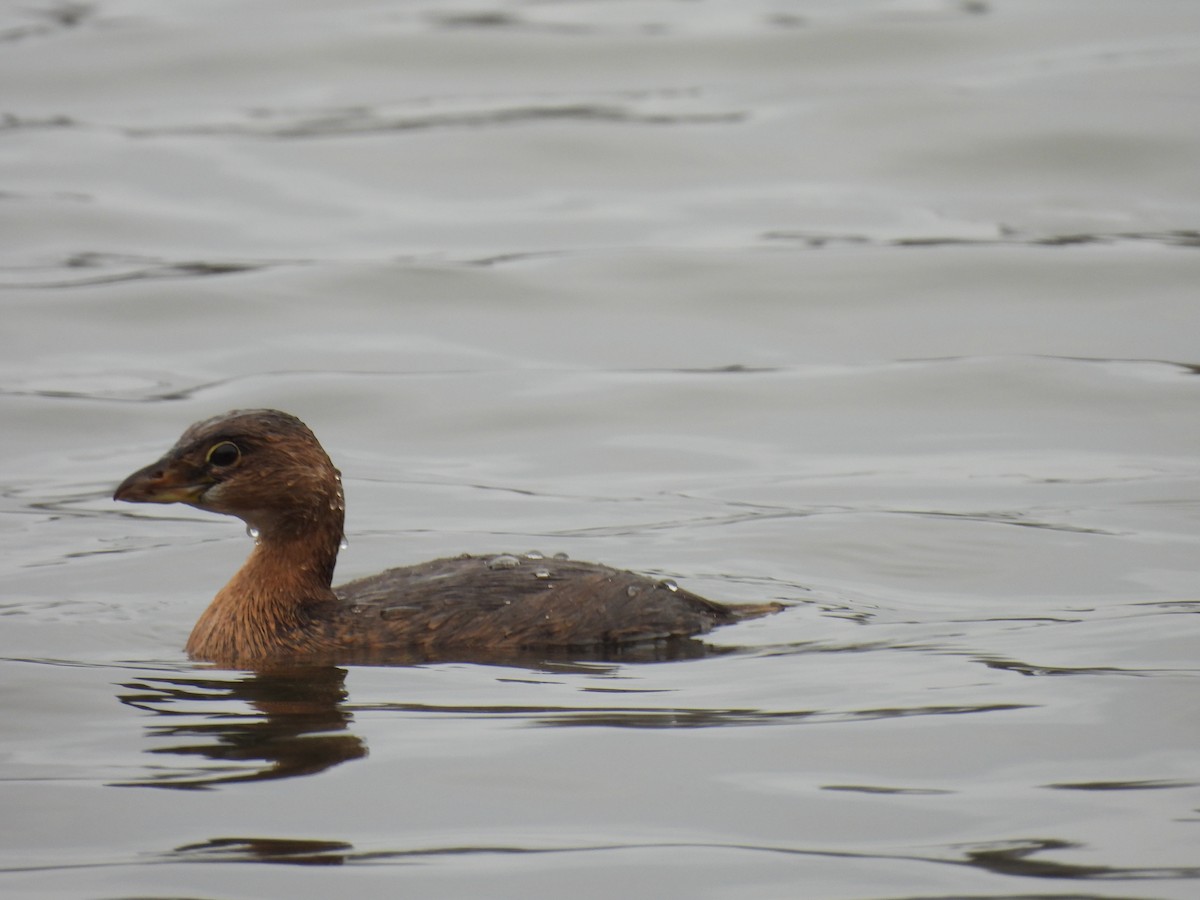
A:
114;409;779;666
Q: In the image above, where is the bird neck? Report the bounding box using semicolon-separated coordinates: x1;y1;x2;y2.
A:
186;510;345;665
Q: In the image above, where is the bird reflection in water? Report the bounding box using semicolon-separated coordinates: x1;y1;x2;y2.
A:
115;665;364;789
113;639;737;790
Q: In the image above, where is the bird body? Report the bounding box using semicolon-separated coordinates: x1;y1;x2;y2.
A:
114;410;778;667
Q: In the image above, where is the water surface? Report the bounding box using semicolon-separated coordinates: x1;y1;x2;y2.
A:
2;2;1199;898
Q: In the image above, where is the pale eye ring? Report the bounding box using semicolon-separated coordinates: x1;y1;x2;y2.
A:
206;441;241;468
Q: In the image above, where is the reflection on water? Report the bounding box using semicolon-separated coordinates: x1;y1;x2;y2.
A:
316;636;741;668
159;833;1200;882
109;642;740;788
115;666;364;789
114;644;1036;789
172;836;353;866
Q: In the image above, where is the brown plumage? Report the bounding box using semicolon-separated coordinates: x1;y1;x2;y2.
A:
114;409;780;667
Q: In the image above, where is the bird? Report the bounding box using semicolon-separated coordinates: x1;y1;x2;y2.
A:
114;409;780;666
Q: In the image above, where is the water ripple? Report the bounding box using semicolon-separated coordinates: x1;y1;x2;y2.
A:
345;700;1031;730
0;89;745;142
763;227;1200;252
0;252;293;289
9;834;1196;884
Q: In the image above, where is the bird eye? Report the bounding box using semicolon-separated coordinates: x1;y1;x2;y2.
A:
206;441;241;468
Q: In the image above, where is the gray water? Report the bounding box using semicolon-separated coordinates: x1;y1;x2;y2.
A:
2;2;1199;898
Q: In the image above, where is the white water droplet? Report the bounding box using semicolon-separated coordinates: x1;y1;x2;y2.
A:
552;552;569;560
339;535;350;550
245;524;260;542
487;554;521;570
534;568;551;579
626;585;641;597
524;550;545;559
658;579;678;593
